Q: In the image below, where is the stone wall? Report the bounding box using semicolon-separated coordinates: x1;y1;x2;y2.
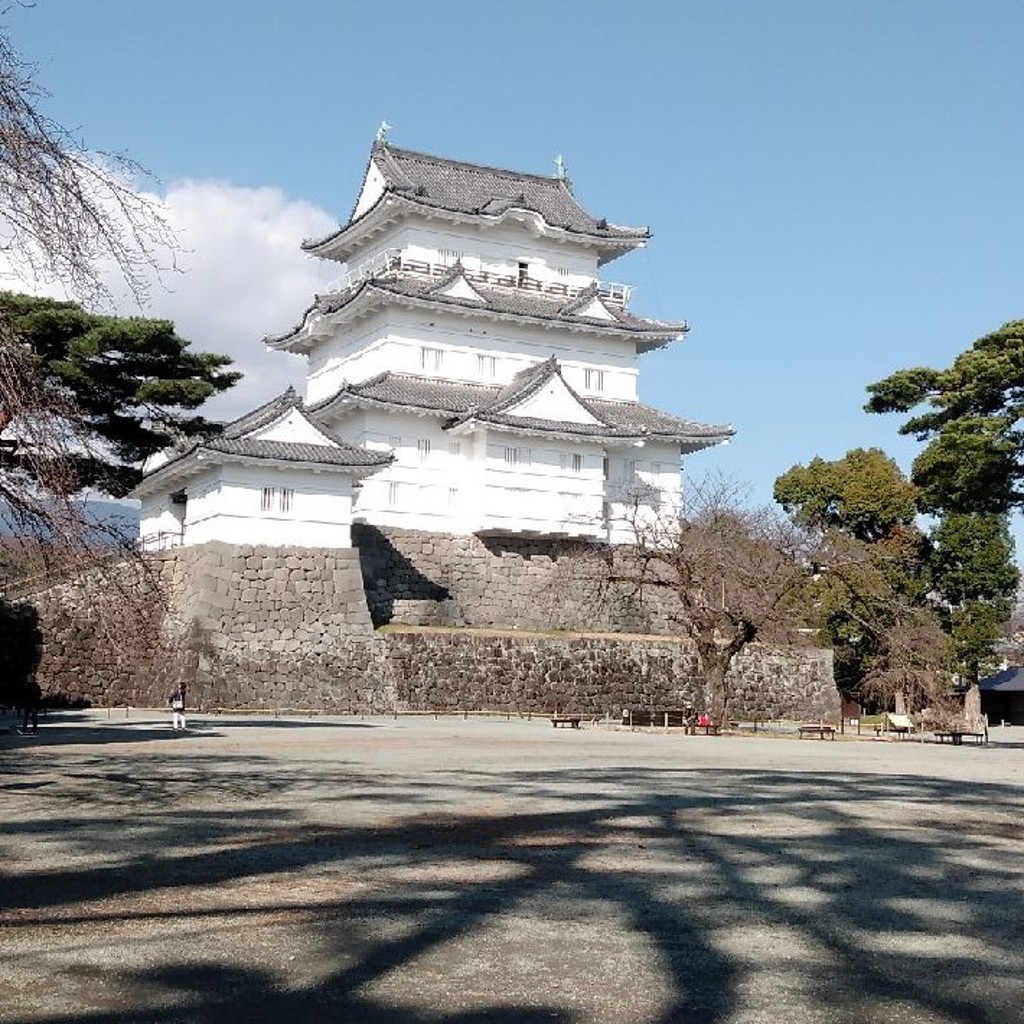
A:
6;538;839;722
13;544;393;712
353;524;674;632
383;629;837;721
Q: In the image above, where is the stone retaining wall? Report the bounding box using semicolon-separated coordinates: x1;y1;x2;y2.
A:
4;540;839;722
383;630;837;721
352;524;674;632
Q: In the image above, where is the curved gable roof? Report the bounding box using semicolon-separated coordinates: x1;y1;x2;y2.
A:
304;142;650;260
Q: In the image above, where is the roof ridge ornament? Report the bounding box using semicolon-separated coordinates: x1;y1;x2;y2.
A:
376;120;392;144
554;154;573;193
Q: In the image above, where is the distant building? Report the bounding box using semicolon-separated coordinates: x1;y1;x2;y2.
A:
979;666;1024;725
133;140;733;548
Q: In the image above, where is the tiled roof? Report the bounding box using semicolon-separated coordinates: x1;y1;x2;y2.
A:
202;437;391;467
311;371;733;447
588;399;733;440
368;144;648;242
310;372;498;417
305;144;651;258
220;387;302;439
269;271;684;350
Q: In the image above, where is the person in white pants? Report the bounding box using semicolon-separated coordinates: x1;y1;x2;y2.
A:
169;686;187;731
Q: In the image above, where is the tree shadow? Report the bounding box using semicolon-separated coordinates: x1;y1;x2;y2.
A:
2;758;1023;1022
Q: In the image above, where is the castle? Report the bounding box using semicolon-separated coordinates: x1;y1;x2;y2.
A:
133;138;733;548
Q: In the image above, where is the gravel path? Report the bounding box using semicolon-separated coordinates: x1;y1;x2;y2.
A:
2;711;1023;1023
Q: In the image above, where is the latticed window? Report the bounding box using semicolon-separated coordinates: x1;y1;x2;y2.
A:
438;248;463;267
420;346;444;371
418;438;432;462
584;368;605;391
504;446;530;467
477;354;497;378
260;487;293;512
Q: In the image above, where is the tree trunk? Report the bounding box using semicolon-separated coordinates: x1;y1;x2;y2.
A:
700;648;733;725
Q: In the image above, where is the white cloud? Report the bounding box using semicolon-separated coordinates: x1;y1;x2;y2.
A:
139;180;338;420
0;175;340;423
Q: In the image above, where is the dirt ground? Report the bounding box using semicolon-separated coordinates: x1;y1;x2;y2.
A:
2;710;1023;1024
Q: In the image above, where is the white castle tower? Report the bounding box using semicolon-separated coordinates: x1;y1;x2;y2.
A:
134;139;732;548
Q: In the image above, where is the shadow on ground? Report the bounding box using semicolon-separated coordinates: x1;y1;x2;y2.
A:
2;750;1023;1023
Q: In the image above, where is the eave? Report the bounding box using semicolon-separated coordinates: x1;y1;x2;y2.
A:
267;281;685;354
302;193;648;267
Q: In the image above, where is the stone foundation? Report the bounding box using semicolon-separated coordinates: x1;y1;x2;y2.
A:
352;524;673;632
3;539;839;722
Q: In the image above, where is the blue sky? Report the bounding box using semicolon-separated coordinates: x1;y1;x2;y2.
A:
6;0;1024;520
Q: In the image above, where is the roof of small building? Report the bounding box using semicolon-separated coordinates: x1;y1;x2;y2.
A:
131;389;392;498
979;667;1024;692
266;268;684;351
304;142;649;256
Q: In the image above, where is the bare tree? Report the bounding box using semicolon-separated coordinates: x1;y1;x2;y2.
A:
612;476;816;724
0;26;174;306
0;22;178;690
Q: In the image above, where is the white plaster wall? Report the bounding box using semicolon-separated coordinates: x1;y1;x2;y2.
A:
304;306;639;403
138;493;185;549
512;376;603;424
341;410;481;533
351;159;387;221
480;434;606;537
305;315;390;405
343;219;603;286
250;406;339;446
181;463;355;548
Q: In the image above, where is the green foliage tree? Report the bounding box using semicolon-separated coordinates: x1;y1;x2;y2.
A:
774;447;918;542
774;451;945;704
927;512;1018;684
0;291;239;499
865;320;1024;514
776;447;1018;700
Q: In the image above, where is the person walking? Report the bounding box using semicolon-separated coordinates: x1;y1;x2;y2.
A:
169;685;187;731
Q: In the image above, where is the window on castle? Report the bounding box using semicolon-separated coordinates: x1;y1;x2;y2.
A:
448;487;459;508
389;435;402;451
560;452;584;474
477;354;497;378
517;261;529;286
448;440;461;458
387;482;400;507
418;438;432;462
504;446;531;467
420;346;444;371
260;487;294;513
438;248;463;267
622;459;637;483
557;266;571;277
584;368;605;392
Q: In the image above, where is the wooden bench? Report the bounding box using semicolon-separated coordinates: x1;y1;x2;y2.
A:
798;723;836;740
934;730;985;746
697;722;720;736
550;716;581;729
